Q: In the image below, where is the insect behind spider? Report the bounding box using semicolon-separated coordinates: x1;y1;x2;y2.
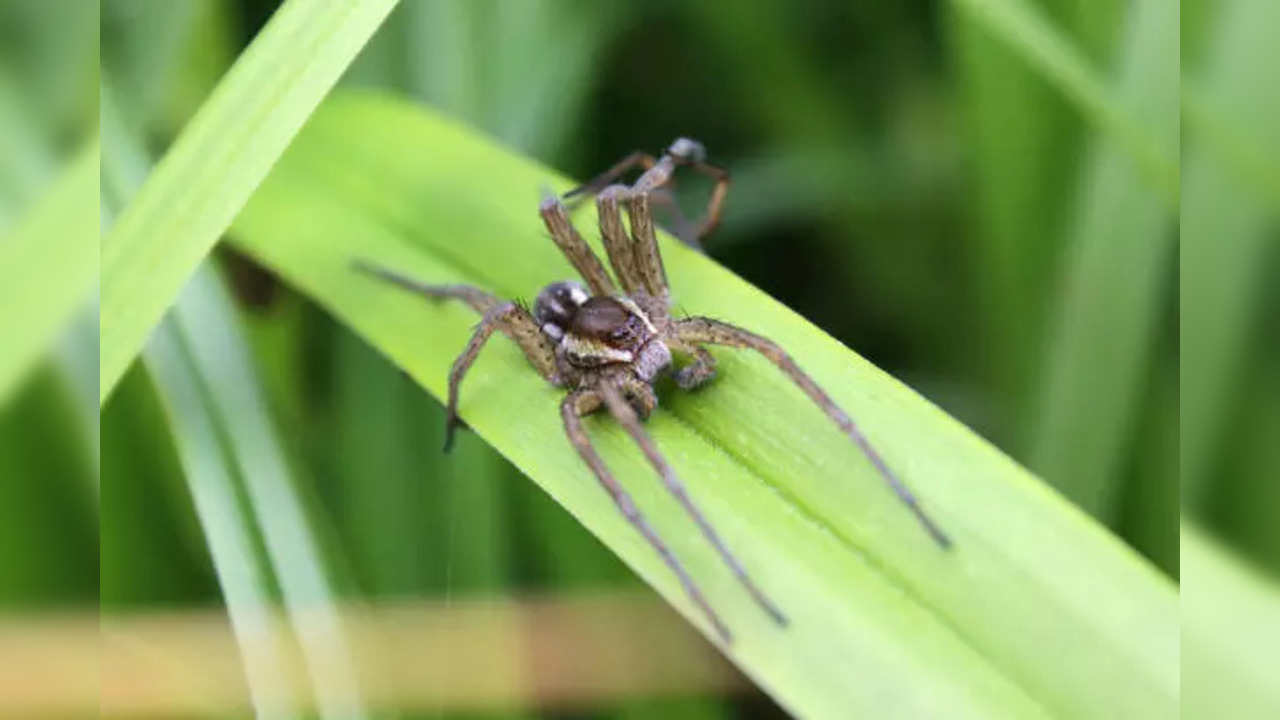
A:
354;138;951;643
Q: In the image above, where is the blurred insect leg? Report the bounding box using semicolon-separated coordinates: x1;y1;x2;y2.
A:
561;389;734;643
539;196;618;297
624;190;670;299
674;317;952;548
600;380;787;627
351;260;502;313
444;302;558;451
596;185;646;294
563;151;658;201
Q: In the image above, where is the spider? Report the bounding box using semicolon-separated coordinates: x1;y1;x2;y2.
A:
354;138;950;643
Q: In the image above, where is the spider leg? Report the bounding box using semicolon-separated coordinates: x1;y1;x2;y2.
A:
671;345;718;390
539;196;618;297
633;153;730;245
562;151;658;202
560;388;733;643
674;317;953;548
596;185;646;295
443;301;558;451
623;189;670;301
352;260;503;313
600;380;788;627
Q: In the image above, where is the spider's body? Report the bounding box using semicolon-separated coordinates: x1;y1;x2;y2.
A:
537;287;671;389
355;138;949;643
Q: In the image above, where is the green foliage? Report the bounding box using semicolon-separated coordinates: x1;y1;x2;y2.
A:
231;93;1177;718
0;139;97;407
100;0;400;403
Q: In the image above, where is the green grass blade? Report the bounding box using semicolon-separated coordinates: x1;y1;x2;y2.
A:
99;0;400;405
0;138;97;407
103;85;370;720
1180;0;1280;508
230;93;1177;718
173;267;371;720
143;318;298;720
1027;0;1178;519
950;0;1178;203
1182;523;1280;719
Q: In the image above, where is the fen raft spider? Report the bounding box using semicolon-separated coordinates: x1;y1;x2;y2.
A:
354;138;950;643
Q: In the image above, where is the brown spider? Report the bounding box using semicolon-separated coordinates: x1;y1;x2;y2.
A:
354;138;950;643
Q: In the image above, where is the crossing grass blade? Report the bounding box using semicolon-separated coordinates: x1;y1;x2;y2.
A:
0;138;97;407
99;0;400;405
229;92;1177;719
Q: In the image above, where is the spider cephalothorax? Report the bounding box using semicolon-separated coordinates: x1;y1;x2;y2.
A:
355;138;949;643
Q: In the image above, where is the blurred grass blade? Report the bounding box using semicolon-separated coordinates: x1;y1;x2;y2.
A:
172;267;370;720
1180;0;1280;507
99;0;400;405
950;0;1178;203
103;85;369;720
0;139;97;407
231;93;1177;719
1027;0;1177;519
102;100;293;716
143;318;297;720
1182;524;1280;719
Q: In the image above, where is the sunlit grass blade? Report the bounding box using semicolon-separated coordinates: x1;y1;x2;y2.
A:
103;86;370;720
99;0;400;405
1182;523;1280;719
949;0;1177;203
231;93;1177;718
1027;0;1177;520
0;139;97;407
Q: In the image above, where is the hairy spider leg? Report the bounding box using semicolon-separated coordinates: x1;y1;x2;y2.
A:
599;380;789;627
352;259;502;313
565;143;729;249
560;388;734;643
539;197;617;297
441;302;558;452
595;186;646;295
562;150;657;201
622;190;670;300
674;317;953;548
631;152;730;245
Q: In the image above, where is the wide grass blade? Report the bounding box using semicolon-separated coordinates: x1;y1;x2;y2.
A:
0;139;97;407
99;0;400;404
1027;0;1178;519
231;93;1177;718
1182;524;1280;719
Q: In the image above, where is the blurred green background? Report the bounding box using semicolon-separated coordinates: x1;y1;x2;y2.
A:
2;0;1278;716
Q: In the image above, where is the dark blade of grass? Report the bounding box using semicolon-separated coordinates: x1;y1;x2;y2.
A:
1028;0;1178;520
1179;0;1280;509
949;5;1080;442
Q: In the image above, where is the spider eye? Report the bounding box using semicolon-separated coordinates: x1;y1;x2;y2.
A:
610;316;641;343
